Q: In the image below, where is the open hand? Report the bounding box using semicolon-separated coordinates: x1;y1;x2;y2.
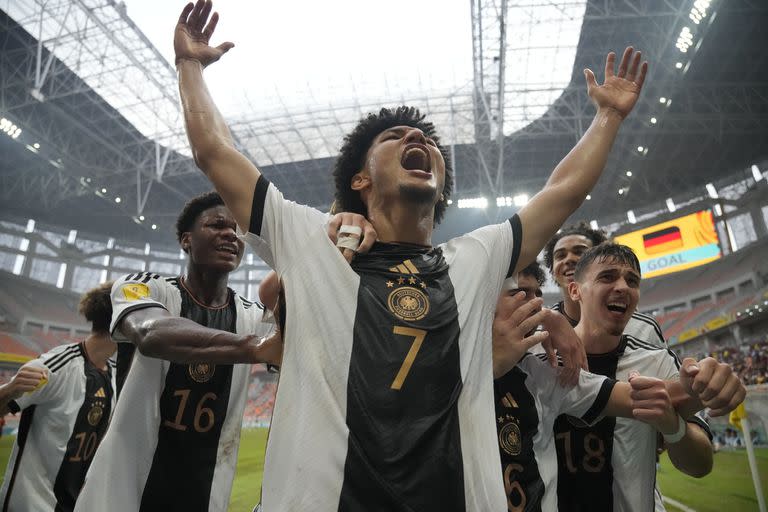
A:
585;47;648;119
174;0;234;67
492;293;549;378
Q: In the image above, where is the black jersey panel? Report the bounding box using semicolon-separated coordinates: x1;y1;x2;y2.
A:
494;366;544;512
52;352;113;512
139;288;237;512
338;243;465;512
555;340;625;512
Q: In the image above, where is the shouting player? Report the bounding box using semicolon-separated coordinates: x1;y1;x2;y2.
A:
491;254;745;511
553;243;745;511
175;0;648;508
0;283;116;512
74;192;277;512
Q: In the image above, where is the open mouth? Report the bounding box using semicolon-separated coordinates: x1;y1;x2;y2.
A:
606;301;628;314
401;144;431;173
216;244;239;256
562;268;575;280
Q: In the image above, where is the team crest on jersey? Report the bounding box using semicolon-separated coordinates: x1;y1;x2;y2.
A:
88;401;104;426
498;415;522;456
188;362;216;383
121;283;150;301
387;286;430;321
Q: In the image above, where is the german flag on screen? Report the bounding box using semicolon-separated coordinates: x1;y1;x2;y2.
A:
642;226;683;255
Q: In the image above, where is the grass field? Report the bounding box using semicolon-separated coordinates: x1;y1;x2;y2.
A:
1;429;766;511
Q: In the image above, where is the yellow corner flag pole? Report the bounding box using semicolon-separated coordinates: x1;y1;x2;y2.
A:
731;403;766;512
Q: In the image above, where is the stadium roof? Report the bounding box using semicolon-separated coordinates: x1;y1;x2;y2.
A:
1;0;767;246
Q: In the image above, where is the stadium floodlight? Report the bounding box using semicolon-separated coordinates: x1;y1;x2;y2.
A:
115;197;122;203
659;97;667;103
650;117;657;124
627;210;637;224
752;164;762;182
675;62;683;69
496;197;512;207
589;220;599;230
151;224;158;230
447;199;453;205
586;194;591;201
33;143;40;149
666;198;676;213
626;171;633;177
637;146;644;152
513;194;529;207
705;183;718;198
101;188;107;194
618;188;625;195
676;27;693;53
139;215;145;221
457;197;488;209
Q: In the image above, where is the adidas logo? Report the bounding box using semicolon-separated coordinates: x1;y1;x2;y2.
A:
389;259;420;275
94;387;106;398
501;392;518;408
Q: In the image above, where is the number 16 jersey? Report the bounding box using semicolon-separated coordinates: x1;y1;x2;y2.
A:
74;273;270;512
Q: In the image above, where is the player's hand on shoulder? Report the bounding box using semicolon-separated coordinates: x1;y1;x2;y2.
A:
9;363;48;398
539;309;589;374
628;371;679;434
327;211;377;263
679;357;746;416
174;0;234;67
492;292;549;379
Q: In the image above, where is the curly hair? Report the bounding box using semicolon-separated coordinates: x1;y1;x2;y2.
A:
519;260;547;286
543;221;609;272
175;191;225;247
574;243;641;281
332;106;453;224
78;281;113;332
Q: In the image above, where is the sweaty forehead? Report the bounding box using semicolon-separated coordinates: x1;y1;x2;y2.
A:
554;234;592;253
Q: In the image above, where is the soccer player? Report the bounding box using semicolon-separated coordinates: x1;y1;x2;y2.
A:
74;192;278;512
544;221;665;345
175;1;649;508
491;256;745;511
0;282;116;512
553;243;745;511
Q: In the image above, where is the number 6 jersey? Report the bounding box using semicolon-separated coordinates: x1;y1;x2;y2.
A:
73;273;270;512
0;343;116;512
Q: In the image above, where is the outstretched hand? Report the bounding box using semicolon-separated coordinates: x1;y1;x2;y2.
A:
174;0;234;67
585;46;648;119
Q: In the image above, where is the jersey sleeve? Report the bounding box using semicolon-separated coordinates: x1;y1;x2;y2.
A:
110;272;171;342
8;358;64;412
242;176;329;272
559;369;617;427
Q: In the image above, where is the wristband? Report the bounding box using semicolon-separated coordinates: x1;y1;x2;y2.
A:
662;414;687;444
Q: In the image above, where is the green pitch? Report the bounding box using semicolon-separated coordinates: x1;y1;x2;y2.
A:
1;430;766;511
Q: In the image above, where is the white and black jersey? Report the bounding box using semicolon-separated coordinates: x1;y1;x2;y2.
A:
0;343;116;512
244;177;522;511
74;273;270;512
550;301;667;348
554;335;711;512
494;354;616;511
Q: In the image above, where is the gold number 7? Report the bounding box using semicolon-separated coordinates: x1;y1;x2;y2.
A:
391;326;428;390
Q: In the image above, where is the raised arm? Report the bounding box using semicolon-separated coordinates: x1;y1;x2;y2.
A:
175;0;260;231
514;47;648;272
118;307;281;365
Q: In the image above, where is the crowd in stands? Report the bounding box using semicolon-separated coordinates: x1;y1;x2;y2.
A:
700;339;768;386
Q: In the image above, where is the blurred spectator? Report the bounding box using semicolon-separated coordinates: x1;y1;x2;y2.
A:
691;339;768;386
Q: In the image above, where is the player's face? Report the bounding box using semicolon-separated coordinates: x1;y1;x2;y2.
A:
572;259;640;337
355;125;446;213
499;273;542;336
552;235;593;290
186;205;245;272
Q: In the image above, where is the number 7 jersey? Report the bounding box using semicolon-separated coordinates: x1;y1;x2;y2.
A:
74;273;271;512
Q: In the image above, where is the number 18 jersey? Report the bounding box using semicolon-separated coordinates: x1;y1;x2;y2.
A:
74;273;270;512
